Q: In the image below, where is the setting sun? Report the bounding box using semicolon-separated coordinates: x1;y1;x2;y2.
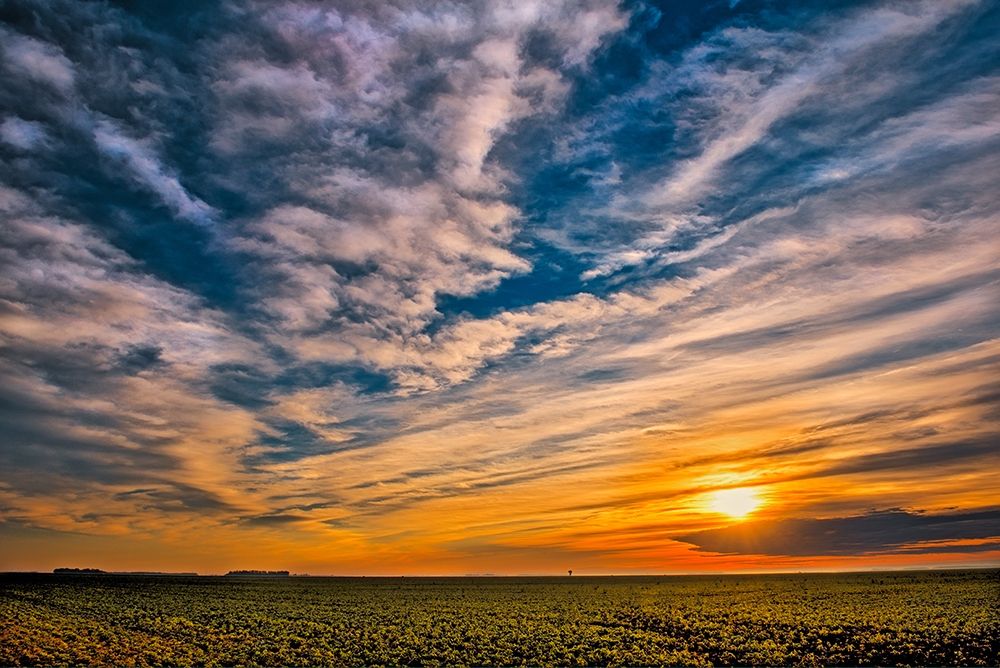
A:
708;487;763;520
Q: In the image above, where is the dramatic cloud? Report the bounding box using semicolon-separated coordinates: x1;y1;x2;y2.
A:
1;0;998;574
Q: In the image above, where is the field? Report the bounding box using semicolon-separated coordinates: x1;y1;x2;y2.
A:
1;570;997;666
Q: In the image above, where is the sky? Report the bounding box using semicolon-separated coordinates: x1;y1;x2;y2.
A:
0;0;998;576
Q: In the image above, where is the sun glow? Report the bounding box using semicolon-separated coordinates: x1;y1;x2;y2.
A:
707;487;763;519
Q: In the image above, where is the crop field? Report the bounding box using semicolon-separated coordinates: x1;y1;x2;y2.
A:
1;569;997;666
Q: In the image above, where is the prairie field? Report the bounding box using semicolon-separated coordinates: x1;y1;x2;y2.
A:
1;569;997;666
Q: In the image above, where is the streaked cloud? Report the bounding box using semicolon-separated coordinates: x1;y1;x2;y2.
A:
677;508;1000;556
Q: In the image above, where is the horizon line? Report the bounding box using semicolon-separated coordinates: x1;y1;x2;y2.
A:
4;564;998;578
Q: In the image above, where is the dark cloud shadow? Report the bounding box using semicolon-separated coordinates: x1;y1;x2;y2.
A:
676;508;1000;556
236;513;309;527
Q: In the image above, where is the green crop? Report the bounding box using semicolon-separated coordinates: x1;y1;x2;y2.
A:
1;569;997;666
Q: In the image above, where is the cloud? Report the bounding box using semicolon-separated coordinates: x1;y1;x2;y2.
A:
0;27;75;93
237;513;310;527
1;0;998;573
0;116;49;149
676;508;1000;556
92;118;216;225
197;0;630;387
0;185;269;535
540;0;993;277
642;1;979;210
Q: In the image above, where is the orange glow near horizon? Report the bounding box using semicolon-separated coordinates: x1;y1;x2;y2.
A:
3;337;999;576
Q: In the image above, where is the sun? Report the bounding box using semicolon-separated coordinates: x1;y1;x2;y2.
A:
707;487;763;519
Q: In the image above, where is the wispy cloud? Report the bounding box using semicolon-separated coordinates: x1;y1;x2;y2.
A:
92;118;217;225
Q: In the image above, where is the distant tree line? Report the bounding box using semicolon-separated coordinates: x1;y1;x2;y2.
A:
225;570;290;577
54;568;106;574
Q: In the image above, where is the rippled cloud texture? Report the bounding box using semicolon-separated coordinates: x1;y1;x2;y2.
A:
1;0;998;574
